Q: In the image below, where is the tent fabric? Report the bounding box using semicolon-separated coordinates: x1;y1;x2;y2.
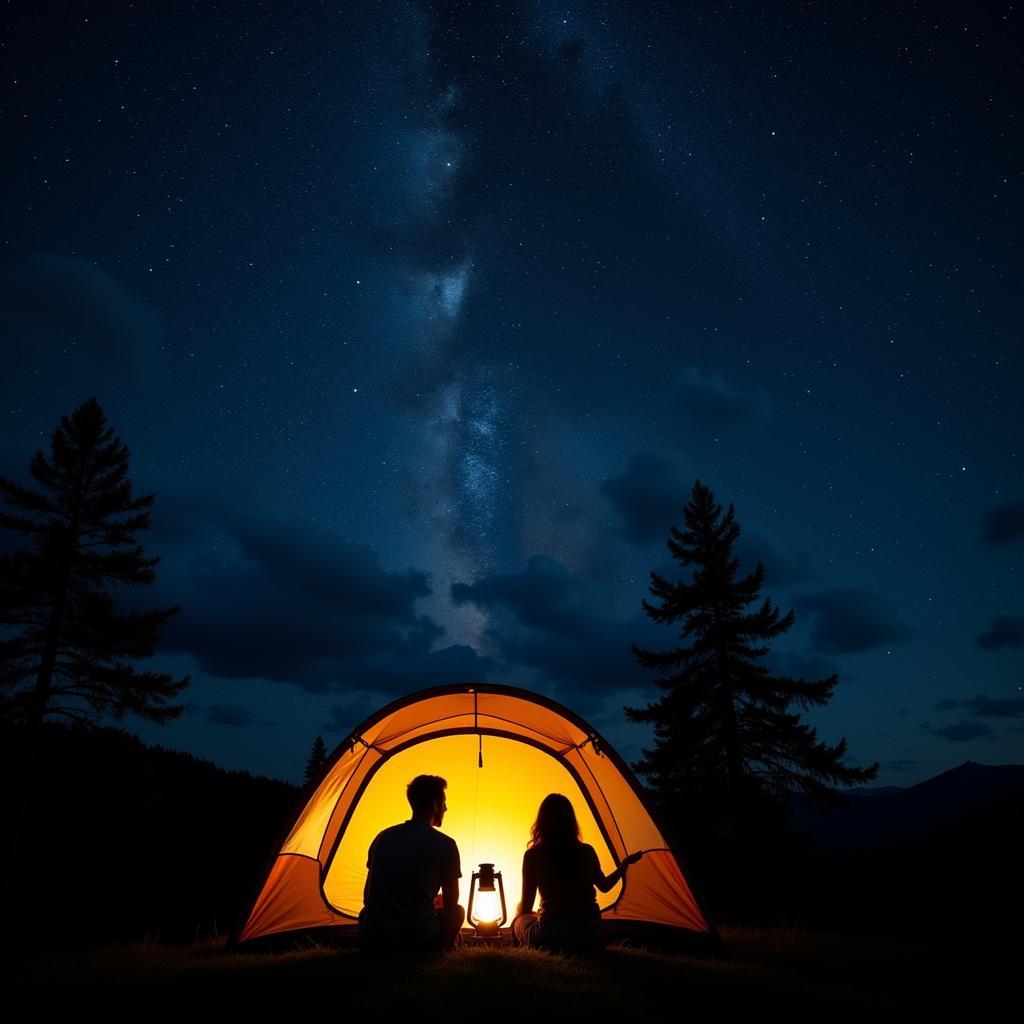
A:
235;685;712;945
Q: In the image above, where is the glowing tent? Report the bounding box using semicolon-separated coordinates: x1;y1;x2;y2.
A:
231;684;715;947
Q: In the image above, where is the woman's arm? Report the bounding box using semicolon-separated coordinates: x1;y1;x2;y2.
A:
517;851;538;915
593;849;643;893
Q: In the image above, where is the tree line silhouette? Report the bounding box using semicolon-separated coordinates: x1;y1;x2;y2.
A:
0;717;297;949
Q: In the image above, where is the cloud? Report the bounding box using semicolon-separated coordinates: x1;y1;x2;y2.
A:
599;450;692;544
324;644;494;695
314;648;495;737
321;691;399;736
670;367;772;436
454;555;616;638
736;532;814;586
137;481;490;695
451;555;657;692
763;651;840;682
599;461;811;581
793;589;913;654
961;694;1024;718
0;254;163;370
983;501;1024;544
207;705;255;728
976;615;1024;650
926;720;994;742
884;758;918;772
933;699;958;711
518;444;619;581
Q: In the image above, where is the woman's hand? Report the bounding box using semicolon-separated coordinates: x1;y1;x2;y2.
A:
596;849;645;891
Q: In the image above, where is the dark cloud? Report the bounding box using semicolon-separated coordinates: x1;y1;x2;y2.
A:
962;694;1024;718
0;254;162;370
736;532;814;586
136;482;492;694
600;461;812;587
897;708;910;716
927;720;994;742
453;555;617;637
326;644;494;695
519;443;619;581
976;615;1024;650
763;651;840;682
452;555;657;692
983;501;1024;544
794;589;913;654
884;758;918;772
207;705;254;728
317;647;497;736
670;367;772;436
933;699;958;711
321;691;397;736
599;450;692;545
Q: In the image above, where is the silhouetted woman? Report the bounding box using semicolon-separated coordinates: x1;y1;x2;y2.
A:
513;793;643;954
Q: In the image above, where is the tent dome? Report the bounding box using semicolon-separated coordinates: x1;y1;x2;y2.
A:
233;684;713;946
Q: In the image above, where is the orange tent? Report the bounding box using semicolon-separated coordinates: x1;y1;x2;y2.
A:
232;684;714;947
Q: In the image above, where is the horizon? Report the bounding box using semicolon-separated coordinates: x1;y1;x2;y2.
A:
12;695;1024;793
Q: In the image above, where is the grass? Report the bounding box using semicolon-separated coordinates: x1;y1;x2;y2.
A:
2;927;1016;1019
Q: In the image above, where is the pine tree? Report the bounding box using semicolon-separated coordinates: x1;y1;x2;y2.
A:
304;734;328;786
626;480;877;838
0;397;189;895
0;397;189;728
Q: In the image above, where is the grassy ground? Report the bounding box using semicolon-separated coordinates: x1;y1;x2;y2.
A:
2;927;1015;1020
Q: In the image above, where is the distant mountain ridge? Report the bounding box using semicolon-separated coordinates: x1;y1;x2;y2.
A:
791;761;1024;859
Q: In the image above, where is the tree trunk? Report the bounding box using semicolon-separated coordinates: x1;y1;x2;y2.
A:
713;605;743;838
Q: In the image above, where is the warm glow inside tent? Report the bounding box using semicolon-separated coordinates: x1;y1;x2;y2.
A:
233;685;713;945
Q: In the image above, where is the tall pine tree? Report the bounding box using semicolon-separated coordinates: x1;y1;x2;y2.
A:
0;397;189;893
626;480;877;839
0;397;189;728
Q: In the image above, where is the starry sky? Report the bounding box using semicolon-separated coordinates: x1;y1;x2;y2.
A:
2;1;1021;786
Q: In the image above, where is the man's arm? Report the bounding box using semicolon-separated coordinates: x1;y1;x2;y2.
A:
440;839;461;924
362;835;377;906
441;873;460;916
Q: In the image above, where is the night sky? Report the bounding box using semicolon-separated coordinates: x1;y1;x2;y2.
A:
2;1;1021;786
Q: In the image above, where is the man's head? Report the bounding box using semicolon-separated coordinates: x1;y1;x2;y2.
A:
407;774;447;826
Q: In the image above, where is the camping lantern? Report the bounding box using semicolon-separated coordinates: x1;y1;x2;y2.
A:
467;862;507;938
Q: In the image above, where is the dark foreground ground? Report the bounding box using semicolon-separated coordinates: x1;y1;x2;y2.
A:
2;927;1015;1020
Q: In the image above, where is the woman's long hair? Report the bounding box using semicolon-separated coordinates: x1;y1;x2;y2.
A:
529;793;581;850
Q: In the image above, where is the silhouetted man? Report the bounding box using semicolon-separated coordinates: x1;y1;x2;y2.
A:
358;774;464;952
